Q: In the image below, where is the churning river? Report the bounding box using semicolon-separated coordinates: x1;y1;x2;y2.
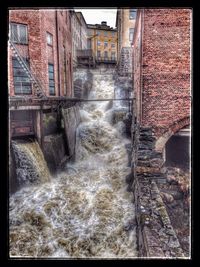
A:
10;69;138;258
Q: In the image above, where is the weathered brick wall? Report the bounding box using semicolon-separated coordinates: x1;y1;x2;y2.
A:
56;10;73;97
133;10;142;123
133;9;191;140
9;9;73;97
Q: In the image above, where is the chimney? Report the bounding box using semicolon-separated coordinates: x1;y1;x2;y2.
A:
101;21;107;25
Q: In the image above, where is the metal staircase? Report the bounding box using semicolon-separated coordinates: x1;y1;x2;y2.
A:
9;39;48;100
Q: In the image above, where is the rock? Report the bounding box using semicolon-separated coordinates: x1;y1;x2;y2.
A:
125;173;133;183
161;192;174;204
168;236;180;248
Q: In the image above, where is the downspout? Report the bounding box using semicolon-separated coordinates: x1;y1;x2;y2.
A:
56;10;61;97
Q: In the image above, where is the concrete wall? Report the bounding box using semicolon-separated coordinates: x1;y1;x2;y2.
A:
62;104;80;157
43;133;67;173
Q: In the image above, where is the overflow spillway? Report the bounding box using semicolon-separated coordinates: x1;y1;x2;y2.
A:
9;68;138;258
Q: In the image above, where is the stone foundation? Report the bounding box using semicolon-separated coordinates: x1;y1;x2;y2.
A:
130;125;185;258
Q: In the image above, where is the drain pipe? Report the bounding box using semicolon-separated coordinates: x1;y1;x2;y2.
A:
56;10;61;97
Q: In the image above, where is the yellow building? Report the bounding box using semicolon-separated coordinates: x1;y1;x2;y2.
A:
87;21;117;63
115;9;137;76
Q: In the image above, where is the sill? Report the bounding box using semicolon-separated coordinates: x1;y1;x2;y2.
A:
12;42;28;45
14;93;32;95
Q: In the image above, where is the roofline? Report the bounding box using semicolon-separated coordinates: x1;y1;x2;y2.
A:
115;8;119;28
87;23;117;31
75;11;87;27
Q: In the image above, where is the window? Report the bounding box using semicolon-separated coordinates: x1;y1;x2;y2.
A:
104;31;108;36
97;50;101;58
47;32;53;46
111;43;115;48
10;23;28;44
104;51;108;59
12;57;32;95
87;39;91;49
111;31;115;37
129;9;137;19
129;28;134;42
97;41;101;46
104;41;108;48
111;52;116;60
48;64;55;95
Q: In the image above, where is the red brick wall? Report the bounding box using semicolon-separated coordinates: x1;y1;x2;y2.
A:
9;9;73;97
133;10;143;123
133;9;191;138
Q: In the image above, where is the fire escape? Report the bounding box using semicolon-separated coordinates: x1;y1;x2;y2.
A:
9;26;48;102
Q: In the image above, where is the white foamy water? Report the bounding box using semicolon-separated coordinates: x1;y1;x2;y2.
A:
9;68;138;258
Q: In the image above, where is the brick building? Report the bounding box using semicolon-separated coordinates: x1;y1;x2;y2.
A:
132;9;191;151
9;9;73;98
8;9;74;141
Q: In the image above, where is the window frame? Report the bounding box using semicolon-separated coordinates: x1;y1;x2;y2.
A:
46;32;53;46
111;52;116;60
129;9;137;20
97;50;101;58
12;57;32;95
48;63;55;96
129;28;134;42
104;51;108;59
10;23;28;45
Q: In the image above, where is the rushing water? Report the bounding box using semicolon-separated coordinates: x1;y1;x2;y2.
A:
9;69;138;258
12;139;51;185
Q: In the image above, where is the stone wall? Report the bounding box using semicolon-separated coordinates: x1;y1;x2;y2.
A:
118;47;132;77
130;125;185;258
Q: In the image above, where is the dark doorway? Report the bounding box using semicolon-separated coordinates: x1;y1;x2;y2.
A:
165;134;190;171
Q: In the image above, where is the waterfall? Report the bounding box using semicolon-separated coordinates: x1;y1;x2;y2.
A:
11;139;51;186
9;67;137;258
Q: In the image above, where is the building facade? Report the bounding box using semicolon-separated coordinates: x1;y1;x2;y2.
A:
72;11;82;66
132;9;191;150
87;21;117;63
8;9;73;142
76;12;88;50
9;9;73;98
116;8;137;76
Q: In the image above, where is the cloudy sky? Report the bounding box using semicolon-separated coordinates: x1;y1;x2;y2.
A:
75;8;117;28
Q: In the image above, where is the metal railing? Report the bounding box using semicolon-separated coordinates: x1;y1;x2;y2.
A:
9;29;48;100
96;57;117;64
76;49;94;57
